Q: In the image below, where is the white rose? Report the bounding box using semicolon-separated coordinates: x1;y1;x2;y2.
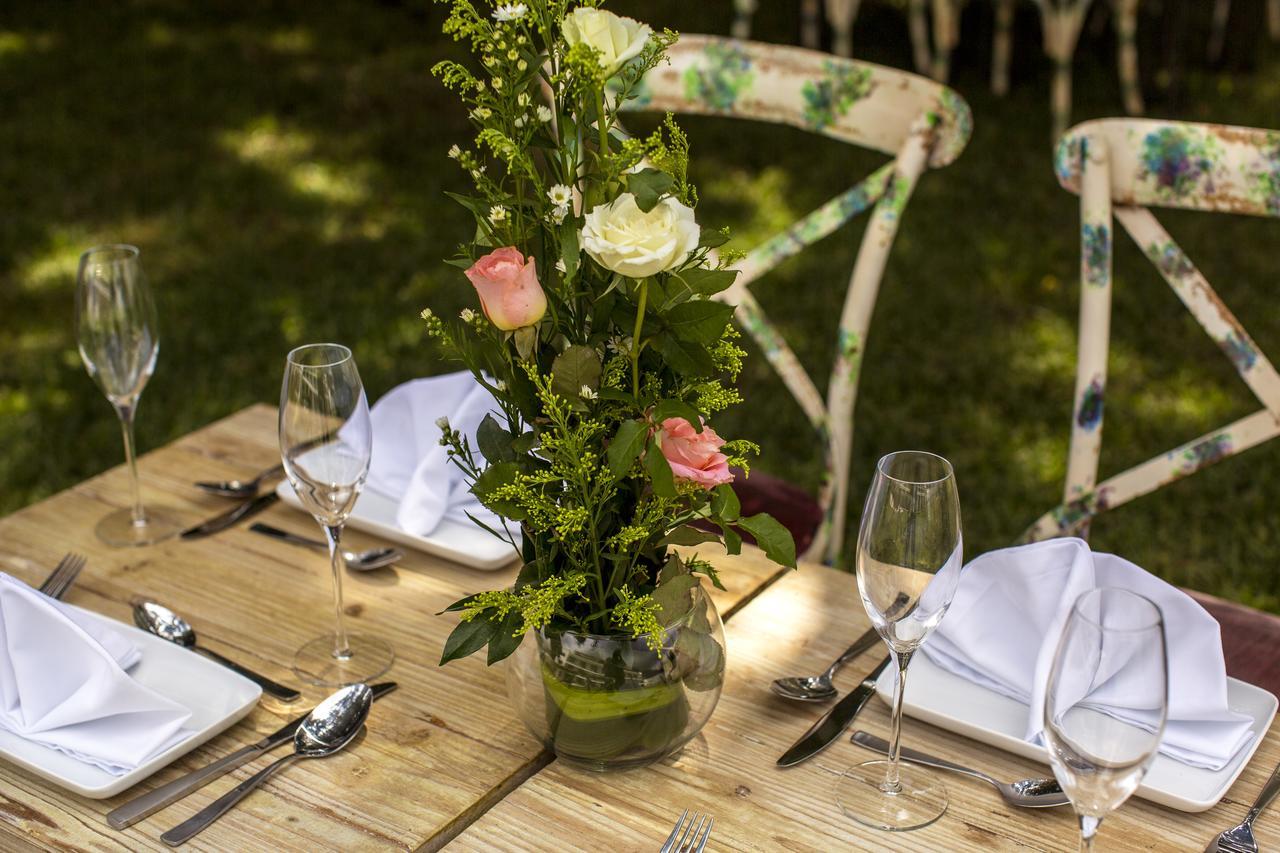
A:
562;8;652;77
581;193;700;279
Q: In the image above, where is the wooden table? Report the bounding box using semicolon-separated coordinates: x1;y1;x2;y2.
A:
0;405;1276;851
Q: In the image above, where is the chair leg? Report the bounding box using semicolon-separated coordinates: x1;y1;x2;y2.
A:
731;0;757;40
992;0;1015;95
1207;0;1230;62
825;0;862;58
908;0;934;74
801;0;822;49
930;0;955;80
1270;0;1280;41
1114;0;1144;115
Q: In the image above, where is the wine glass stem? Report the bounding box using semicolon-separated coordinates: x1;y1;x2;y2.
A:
116;403;145;527
1078;815;1101;851
324;524;353;660
884;647;913;794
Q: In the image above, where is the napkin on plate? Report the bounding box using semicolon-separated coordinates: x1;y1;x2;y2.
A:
0;573;192;775
365;371;508;538
920;538;1255;770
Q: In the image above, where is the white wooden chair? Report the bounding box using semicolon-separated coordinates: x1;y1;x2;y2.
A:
1208;0;1280;64
1024;118;1280;542
624;35;972;563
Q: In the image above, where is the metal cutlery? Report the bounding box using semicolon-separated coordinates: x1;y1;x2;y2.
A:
1204;759;1280;853
776;655;892;767
106;681;398;829
131;599;300;702
850;731;1071;808
249;523;402;571
660;809;713;853
36;553;87;600
160;683;372;846
180;492;279;540
771;627;881;702
195;462;285;499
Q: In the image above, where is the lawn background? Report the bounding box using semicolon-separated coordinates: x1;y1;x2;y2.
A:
2;0;1278;607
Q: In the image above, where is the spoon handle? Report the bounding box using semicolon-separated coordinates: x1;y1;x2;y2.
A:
249;522;326;551
851;730;995;785
194;646;301;702
161;753;300;846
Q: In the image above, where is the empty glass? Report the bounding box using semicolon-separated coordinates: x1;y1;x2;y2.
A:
75;245;178;547
836;451;963;831
1044;587;1168;851
279;343;393;685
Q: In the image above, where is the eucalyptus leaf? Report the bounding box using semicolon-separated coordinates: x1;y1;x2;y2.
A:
652;573;698;624
476;414;516;463
738;513;797;568
472;462;524;518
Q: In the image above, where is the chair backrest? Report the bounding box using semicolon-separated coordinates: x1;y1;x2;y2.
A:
622;35;971;563
1024;118;1280;542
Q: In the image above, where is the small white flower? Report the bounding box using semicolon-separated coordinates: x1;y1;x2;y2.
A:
507;49;519;61
460;308;476;322
447;144;462;159
420;308;434;320
517;58;528;71
517;92;531;107
488;205;508;224
493;379;507;392
536;105;553;123
435;416;451;431
580;385;598;401
513;116;526;128
555;259;567;274
471;107;492;120
548;184;573;206
547;203;569;225
491;77;504;90
492;3;528;22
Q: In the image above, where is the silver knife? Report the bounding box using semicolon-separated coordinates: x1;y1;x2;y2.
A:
106;681;398;829
180;492;279;540
776;656;892;767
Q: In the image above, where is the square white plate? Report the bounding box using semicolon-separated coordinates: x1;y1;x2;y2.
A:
0;605;261;799
874;653;1278;812
276;481;518;571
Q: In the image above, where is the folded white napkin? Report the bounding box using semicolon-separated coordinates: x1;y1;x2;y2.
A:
0;574;192;775
921;538;1254;770
365;371;507;537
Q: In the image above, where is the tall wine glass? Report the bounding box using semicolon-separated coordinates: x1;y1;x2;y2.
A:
279;343;393;685
836;450;962;831
75;245;178;547
1044;587;1168;851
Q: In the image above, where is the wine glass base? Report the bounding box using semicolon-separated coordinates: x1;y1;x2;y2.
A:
95;507;180;547
835;760;948;832
293;633;394;686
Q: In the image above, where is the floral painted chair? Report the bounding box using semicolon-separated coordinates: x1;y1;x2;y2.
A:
623;35;972;564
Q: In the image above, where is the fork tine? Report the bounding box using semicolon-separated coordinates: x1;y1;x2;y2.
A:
47;554;86;600
693;817;713;853
36;553;74;596
659;810;688;853
678;813;705;852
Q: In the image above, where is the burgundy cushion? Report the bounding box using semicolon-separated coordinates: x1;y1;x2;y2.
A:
1185;588;1280;695
730;468;823;557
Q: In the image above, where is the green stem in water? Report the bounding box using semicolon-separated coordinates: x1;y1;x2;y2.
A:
595;88;609;160
631;279;647;399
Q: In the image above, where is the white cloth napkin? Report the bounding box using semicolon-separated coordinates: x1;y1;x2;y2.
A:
365;371;507;537
0;574;192;775
921;538;1255;770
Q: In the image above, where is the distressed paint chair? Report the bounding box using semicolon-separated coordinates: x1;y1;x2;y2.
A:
1024;118;1280;544
623;35;972;563
732;0;825;50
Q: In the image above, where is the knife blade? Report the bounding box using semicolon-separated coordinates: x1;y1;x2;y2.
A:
105;681;398;829
776;656;892;768
180;492;279;540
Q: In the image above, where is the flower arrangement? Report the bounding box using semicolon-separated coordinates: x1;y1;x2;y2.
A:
428;0;796;667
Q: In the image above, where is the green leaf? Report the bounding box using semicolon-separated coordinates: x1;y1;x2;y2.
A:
438;593;479;615
677;630;725;691
675;267;737;296
710;483;740;522
658;552;688;584
486;610;525;665
440;613;500;664
653;398;703;433
694;560;727;591
559;219;580;281
476;414;516;463
607;419;648;480
665;300;735;344
738;513;797;568
550;345;602;400
719;522;742;555
653;334;716;376
628;168;675;212
652;573;699;624
472;462;524;518
644;437;677;498
698;229;731;249
661;526;720;547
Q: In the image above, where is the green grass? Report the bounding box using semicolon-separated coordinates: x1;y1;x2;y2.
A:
2;1;1278;608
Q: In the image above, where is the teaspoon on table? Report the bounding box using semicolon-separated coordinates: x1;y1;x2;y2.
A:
194;462;285;499
249;522;401;571
771;627;881;702
851;730;1071;808
160;683;372;846
131;599;301;702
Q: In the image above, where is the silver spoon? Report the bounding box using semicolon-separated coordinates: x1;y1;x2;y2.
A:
195;462;284;499
771;627;881;702
851;731;1072;808
249;522;402;571
161;683;372;846
131;599;301;702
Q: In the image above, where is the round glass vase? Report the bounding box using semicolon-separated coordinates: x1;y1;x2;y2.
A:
505;585;726;772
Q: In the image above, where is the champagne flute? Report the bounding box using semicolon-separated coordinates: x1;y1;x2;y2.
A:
1044;587;1168;851
279;343;394;685
75;245;178;547
836;450;962;831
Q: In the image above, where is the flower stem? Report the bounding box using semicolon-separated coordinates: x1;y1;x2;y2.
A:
631;279;647;399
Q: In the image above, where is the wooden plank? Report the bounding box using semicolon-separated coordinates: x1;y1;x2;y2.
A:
451;560;1280;852
0;405;784;851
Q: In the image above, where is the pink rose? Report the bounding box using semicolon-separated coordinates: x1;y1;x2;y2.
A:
656;417;734;489
464;247;547;331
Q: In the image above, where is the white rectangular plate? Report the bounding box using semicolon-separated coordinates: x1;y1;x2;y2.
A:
276;481;518;571
874;653;1278;812
0;606;261;798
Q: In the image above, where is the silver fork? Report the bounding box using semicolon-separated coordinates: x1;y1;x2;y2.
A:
660;809;713;853
1206;760;1280;852
36;553;87;600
